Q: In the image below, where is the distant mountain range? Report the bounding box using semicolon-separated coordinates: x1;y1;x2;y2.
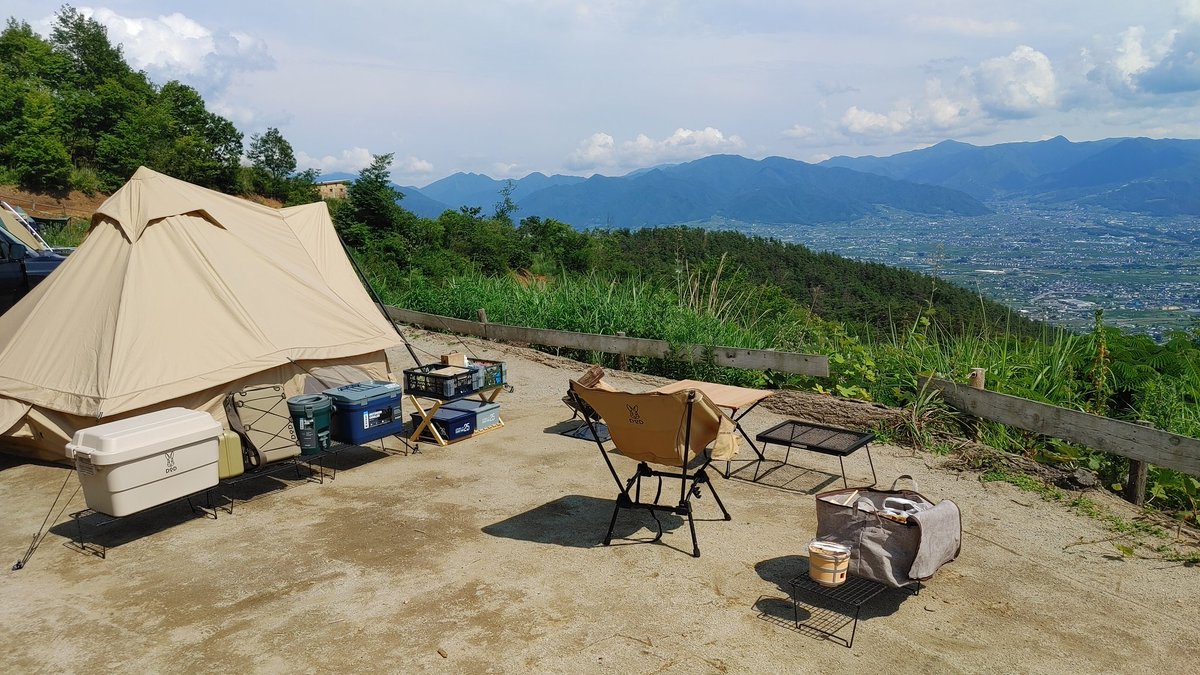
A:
821;136;1200;216
319;136;1200;226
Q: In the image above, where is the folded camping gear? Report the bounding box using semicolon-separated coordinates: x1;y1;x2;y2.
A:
225;385;301;469
814;475;961;588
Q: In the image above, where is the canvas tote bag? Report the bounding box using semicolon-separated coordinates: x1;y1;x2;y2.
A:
814;475;962;588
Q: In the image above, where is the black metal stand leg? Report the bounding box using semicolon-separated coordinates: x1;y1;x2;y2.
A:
864;445;877;487
603;499;623;546
847;605;861;648
684;503;700;558
700;471;731;520
837;457;848;488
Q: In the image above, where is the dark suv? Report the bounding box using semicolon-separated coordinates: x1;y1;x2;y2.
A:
0;227;67;314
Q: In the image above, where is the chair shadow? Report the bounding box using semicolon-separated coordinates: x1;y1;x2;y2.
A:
482;494;690;551
754;554;914;646
545;419;611;444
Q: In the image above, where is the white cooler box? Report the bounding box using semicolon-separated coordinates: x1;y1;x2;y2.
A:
65;408;223;517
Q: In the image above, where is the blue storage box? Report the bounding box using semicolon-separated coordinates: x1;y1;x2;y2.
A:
410;406;475;442
440;399;501;430
323;380;404;444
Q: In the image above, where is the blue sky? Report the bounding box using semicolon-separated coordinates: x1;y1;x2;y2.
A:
9;1;1200;186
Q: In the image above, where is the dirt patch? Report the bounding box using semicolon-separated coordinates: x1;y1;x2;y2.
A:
0;185;107;221
2;329;1197;673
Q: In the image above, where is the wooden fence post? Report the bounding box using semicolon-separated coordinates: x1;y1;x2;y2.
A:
966;368;986;441
968;368;986;390
1125;420;1152;506
615;332;628;371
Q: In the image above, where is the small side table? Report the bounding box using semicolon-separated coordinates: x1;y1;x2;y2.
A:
789;573;888;648
755;420;876;486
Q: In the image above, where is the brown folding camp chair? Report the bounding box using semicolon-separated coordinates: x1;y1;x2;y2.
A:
568;380;739;557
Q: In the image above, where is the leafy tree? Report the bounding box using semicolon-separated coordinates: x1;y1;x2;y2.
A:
493;179;518;224
155;81;242;191
49;5;128;90
95;99;173;188
0;19;68;84
346;153;407;236
247;127;296;199
518;216;597;274
8;87;72;192
48;6;154;167
284;167;321;206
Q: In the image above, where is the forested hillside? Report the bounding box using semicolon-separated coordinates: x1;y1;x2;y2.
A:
0;7;316;203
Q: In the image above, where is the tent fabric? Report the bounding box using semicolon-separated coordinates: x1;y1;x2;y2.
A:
0;167;402;462
0;209;45;252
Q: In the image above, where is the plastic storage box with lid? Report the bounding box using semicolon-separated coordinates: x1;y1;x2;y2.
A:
65;408;223;517
439;399;501;431
410;406;476;442
323;380;404;444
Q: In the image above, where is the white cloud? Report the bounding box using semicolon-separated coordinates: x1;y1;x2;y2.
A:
836;46;1057;142
395;156;434;175
1135;28;1200;94
1086;16;1200;97
293;149;432;179
492;162;521;178
839;105;912;135
1182;0;1200;23
782;124;815;140
295;147;376;174
913;16;1021;36
565;128;744;171
77;7;272;95
815;80;859;96
968;45;1057;117
565;133;617;169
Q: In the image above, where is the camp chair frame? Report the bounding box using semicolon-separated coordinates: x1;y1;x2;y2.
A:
568;385;731;557
561;364;609;429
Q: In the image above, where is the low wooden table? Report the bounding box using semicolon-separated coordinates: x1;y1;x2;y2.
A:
407;385;506;447
651;379;774;474
754;420;876;486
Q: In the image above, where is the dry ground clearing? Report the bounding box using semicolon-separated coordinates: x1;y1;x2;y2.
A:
2;329;1197;673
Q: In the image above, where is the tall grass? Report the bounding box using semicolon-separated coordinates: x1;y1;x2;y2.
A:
385;270;1200;517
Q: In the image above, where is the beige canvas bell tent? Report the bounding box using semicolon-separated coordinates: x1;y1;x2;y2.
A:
0;205;49;252
0;167;404;463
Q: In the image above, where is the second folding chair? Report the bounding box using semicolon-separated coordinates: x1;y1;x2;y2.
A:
567;381;739;557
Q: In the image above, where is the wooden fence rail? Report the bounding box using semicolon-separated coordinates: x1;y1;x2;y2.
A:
385;306;830;377
923;377;1200;478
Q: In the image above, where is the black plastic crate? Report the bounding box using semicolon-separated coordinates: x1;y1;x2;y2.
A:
404;364;477;399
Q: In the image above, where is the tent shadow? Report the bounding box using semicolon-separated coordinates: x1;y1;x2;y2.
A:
482;494;687;550
0;453;68;474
